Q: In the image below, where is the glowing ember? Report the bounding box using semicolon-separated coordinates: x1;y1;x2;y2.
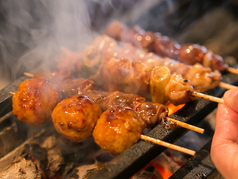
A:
167;103;185;116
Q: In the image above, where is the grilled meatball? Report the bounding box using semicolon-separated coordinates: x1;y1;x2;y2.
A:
52;95;102;142
93;106;146;155
12;78;62;126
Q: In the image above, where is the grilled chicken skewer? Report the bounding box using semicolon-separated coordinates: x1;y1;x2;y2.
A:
81;51;223;105
56;35;236;93
11;75;204;134
105;21;238;74
51;95;195;155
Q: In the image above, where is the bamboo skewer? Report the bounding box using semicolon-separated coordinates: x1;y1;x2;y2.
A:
167;117;204;134
24;72;34;78
140;134;196;156
219;82;237;90
227;67;238;75
191;91;224;104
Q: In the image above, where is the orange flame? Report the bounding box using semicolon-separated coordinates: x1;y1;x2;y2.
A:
167;103;185;116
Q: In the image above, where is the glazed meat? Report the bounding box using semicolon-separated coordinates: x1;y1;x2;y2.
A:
93;106;146;155
81;90;169;128
51;95;102;142
12;78;62;126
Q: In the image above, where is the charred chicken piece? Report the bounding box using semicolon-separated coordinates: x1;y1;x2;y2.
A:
81;90;169;128
96;57;195;105
52;95;102;142
12;78;62;126
102;57;152;99
93;106;146;155
150;66;196;105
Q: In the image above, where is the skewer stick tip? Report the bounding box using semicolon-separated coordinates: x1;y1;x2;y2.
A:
140;134;196;156
24;72;34;78
9;92;15;95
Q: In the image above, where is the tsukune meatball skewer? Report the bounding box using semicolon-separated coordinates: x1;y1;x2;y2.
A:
51;95;195;156
11;77;96;126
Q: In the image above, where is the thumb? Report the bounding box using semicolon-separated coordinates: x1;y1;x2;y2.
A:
223;89;238;113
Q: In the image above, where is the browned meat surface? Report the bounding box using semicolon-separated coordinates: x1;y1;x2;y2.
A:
12;78;62;126
91;35;222;92
150;66;195;105
179;44;207;65
93;106;146;155
99;57;195;105
52;95;102;142
102;57;151;98
105;21;228;72
154;33;181;59
134;102;168;128
165;74;196;105
183;63;221;92
59;78;96;98
81;90;167;128
203;50;228;71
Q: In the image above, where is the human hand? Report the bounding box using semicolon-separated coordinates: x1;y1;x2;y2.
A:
211;89;238;179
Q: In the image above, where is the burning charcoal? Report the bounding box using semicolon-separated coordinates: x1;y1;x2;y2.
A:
131;165;163;179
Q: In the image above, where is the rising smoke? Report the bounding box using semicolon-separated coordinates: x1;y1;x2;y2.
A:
0;0;112;81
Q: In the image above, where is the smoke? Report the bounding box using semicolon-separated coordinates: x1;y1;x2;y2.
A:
0;0;110;80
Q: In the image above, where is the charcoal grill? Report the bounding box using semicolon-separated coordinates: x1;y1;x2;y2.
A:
1;0;238;178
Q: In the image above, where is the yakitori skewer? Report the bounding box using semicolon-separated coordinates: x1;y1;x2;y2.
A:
91;105;196;155
9;81;205;135
51;95;196;156
105;20;238;76
56;35;236;93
